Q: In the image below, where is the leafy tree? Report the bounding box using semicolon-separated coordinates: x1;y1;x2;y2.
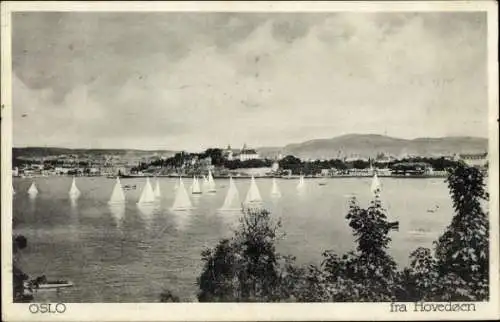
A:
197;209;291;302
400;162;489;301
321;196;399;301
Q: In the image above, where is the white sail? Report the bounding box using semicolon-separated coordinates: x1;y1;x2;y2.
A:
244;176;263;205
270;178;281;198
220;177;241;210
69;177;81;198
296;175;305;190
207;170;216;192
191;176;202;194
172;177;193;210
153;178;161;198
27;182;38;196
108;177;125;204
371;173;382;195
138;177;156;204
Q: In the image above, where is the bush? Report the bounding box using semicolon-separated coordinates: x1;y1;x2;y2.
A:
402;162;489;301
197;208;295;302
189;162;489;302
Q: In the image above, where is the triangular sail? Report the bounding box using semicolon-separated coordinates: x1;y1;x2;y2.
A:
109;177;125;204
245;176;262;205
207;170;216;192
154;178;161;198
27;182;38;196
69;177;81;198
220;177;241;210
191;176;202;194
138;177;156;204
172;177;193;210
271;178;281;198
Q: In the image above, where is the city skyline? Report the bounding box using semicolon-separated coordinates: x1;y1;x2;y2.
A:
13;12;488;151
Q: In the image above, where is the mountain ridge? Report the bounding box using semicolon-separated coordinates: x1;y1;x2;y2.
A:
13;134;488;160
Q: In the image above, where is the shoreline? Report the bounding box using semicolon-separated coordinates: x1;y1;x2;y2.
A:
13;174;450;179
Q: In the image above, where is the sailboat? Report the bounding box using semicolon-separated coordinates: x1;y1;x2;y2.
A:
191;176;202;194
171;177;193;210
27;181;38;197
138;177;156;204
153;178;161;198
244;176;263;209
270;177;281;198
108;177;126;204
207;170;216;193
296;175;305;191
220;177;241;211
68;177;81;199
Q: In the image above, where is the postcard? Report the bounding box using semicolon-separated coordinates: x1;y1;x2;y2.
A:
1;1;499;321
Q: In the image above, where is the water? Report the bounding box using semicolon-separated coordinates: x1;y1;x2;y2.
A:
12;176;454;302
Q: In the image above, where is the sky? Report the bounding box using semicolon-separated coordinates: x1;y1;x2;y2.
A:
12;12;488;151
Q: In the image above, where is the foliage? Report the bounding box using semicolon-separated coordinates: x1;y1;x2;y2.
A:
319;196;399;301
13;235;32;303
400;162;489;301
197;209;292;302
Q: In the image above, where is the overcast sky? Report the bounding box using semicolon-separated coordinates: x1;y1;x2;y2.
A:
12;12;488;151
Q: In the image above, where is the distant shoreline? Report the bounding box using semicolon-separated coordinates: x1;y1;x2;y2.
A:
13;174;450;179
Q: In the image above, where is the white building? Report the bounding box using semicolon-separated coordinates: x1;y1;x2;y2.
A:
460;152;488;168
238;144;260;161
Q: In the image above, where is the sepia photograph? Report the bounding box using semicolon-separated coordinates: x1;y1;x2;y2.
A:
1;1;499;321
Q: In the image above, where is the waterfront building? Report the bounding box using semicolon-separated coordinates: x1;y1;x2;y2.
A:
459;152;488;168
238;144;260;161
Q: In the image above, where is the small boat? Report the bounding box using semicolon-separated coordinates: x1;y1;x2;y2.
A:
25;276;74;292
68;177;81;199
171;177;193;211
27;182;38;197
191;176;202;194
219;177;241;211
137;177;156;204
207;170;216;193
108;177;126;204
243;176;263;209
123;184;137;190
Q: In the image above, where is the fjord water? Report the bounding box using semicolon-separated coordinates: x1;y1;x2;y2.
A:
13;176;454;302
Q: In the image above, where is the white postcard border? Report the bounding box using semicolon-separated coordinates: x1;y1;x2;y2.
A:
1;1;499;321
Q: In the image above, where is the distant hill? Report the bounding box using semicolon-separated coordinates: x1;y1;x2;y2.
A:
257;134;488;160
12;147;177;161
13;134;488;162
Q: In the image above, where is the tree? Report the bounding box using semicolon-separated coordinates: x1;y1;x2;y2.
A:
13;235;32;303
400;162;489;301
197;209;289;302
321;196;399;301
435;162;489;300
